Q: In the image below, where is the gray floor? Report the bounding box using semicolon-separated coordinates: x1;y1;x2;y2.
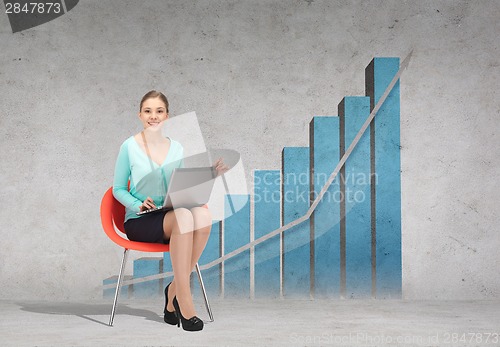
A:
1;298;499;347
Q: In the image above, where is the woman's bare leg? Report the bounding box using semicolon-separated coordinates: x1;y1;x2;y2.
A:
162;208;197;318
162;207;212;316
189;207;212;269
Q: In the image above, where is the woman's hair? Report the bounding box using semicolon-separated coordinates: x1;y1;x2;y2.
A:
139;90;169;113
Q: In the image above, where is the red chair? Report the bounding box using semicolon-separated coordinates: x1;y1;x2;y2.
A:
100;187;214;326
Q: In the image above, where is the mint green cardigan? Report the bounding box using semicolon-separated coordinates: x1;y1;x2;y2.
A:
113;136;184;222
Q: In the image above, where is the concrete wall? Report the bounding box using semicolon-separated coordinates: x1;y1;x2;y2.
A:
0;0;498;300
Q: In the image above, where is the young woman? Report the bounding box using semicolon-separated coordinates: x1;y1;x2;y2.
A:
113;90;227;331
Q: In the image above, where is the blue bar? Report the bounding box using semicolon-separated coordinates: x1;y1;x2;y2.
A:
198;221;221;298
223;195;250;298
133;257;163;298
366;57;402;298
310;116;341;298
103;275;133;299
254;170;281;298
282;147;310;297
340;97;372;298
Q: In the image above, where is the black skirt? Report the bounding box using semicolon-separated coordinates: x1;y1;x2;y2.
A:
124;211;170;244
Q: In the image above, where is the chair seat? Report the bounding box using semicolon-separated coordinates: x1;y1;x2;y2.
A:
104;229;170;252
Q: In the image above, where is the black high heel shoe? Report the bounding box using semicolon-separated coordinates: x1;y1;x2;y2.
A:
172;296;204;331
163;283;178;325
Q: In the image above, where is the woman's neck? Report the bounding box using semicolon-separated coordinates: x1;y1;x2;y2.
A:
141;129;164;144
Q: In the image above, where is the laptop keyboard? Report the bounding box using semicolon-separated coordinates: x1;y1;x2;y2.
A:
136;206;164;216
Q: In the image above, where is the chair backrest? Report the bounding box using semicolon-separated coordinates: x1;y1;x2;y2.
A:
110;191;126;234
101;188;126;242
101;186;170;252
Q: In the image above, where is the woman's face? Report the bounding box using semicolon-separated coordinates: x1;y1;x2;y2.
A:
139;97;168;130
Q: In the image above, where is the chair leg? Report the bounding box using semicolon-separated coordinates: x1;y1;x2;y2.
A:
195;263;214;322
109;248;129;326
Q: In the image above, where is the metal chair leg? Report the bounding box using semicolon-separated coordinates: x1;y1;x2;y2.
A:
109;249;129;326
195;263;214;322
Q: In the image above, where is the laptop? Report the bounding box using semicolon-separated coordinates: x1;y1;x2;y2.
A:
136;166;216;216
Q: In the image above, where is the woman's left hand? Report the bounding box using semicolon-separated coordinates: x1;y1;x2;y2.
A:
213;157;229;176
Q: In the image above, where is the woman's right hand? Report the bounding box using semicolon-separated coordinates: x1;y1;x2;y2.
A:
140;197;156;211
